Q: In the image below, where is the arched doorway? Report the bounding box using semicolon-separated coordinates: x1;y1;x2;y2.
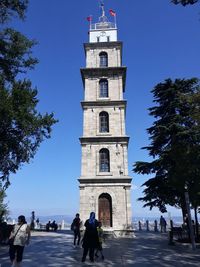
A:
98;193;112;227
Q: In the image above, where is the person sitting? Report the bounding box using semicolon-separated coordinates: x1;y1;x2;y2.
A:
46;221;51;232
51;221;58;231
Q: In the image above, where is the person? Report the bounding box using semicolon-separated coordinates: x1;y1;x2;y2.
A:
0;221;9;244
35;218;40;229
71;213;81;247
95;221;104;260
81;212;99;263
160;215;167;233
8;215;31;267
51;220;58;231
46;221;51;232
30;211;35;230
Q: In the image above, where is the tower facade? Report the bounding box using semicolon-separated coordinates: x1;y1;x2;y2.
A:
79;7;132;232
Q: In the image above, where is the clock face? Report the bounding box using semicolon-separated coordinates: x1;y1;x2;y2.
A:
100;31;106;37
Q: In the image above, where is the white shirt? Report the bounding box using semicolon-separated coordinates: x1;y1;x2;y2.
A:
11;224;29;246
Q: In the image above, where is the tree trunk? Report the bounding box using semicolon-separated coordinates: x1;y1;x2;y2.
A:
181;202;187;223
194;206;199;240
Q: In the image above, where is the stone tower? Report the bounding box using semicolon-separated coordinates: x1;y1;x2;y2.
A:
79;5;132;233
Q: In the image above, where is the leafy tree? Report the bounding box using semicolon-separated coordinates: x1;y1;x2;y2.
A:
0;182;8;222
133;78;200;220
0;28;38;82
171;0;199;6
0;0;28;23
0;79;57;188
0;0;57;188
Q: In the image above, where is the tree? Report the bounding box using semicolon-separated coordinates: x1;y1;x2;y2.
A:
0;79;57;188
0;182;8;222
0;28;38;83
171;0;199;6
0;0;57;188
133;78;200;221
0;0;28;23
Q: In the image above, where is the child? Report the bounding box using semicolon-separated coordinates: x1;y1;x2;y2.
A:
95;222;104;260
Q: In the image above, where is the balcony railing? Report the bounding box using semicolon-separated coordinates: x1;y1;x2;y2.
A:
90;22;116;30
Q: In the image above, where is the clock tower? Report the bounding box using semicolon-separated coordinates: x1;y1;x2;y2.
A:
79;5;132;234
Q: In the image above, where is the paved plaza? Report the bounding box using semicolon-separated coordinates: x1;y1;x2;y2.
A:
0;230;200;266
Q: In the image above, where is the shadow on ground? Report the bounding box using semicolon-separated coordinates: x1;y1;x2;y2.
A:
0;230;200;266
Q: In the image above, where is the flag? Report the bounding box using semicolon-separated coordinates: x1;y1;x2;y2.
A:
87;16;92;22
109;9;116;16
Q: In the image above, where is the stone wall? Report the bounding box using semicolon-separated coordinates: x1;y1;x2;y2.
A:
79;184;132;231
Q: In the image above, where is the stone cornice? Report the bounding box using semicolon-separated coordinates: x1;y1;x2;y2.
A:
78;176;132;184
79;136;129;144
84;41;123;51
81;100;127;108
80;67;126;92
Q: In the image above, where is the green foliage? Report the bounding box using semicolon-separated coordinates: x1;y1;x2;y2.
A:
0;79;57;187
0;0;28;24
0;0;58;188
0;182;8;222
133;78;200;213
0;28;38;82
171;0;199;5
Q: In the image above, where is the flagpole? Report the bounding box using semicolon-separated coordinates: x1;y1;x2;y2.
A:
89;15;92;30
114;14;117;27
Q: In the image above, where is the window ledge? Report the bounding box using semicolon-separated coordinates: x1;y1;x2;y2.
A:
97;133;111;136
97;172;113;176
97;97;110;101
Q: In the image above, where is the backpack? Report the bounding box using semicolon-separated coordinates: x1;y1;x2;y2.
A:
71;221;77;231
70;222;74;231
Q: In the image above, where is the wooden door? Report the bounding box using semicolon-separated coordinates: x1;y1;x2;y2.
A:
98;194;112;227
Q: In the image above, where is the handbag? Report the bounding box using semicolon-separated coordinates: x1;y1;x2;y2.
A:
8;237;14;246
8;224;23;246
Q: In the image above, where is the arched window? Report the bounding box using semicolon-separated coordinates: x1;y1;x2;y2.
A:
99;149;110;172
99;112;109;133
99;79;108;98
99;52;108;67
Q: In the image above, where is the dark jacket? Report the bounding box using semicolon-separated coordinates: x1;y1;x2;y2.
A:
71;218;81;232
82;219;99;248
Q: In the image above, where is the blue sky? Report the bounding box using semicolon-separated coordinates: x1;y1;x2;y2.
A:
5;0;200;220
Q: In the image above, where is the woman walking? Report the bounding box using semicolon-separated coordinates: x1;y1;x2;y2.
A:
81;212;99;263
8;215;31;267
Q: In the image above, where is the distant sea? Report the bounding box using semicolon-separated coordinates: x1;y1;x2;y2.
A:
7;215;185;225
132;216;184;224
7;215;73;225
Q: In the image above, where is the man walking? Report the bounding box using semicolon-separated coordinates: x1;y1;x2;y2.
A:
71;213;81;247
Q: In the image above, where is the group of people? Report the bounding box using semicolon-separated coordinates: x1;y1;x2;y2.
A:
46;220;58;231
71;212;104;263
6;212;170;266
6;212;104;266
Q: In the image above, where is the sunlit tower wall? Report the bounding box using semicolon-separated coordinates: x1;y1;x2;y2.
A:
79;5;132;234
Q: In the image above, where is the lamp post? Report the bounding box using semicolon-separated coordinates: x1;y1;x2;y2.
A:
184;185;196;250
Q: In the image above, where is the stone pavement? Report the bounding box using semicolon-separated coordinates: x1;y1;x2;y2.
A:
0;230;200;267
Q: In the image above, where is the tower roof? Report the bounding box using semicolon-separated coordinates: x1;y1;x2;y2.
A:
90;3;116;31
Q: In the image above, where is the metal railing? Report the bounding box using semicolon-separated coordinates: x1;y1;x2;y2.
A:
90;22;116;30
